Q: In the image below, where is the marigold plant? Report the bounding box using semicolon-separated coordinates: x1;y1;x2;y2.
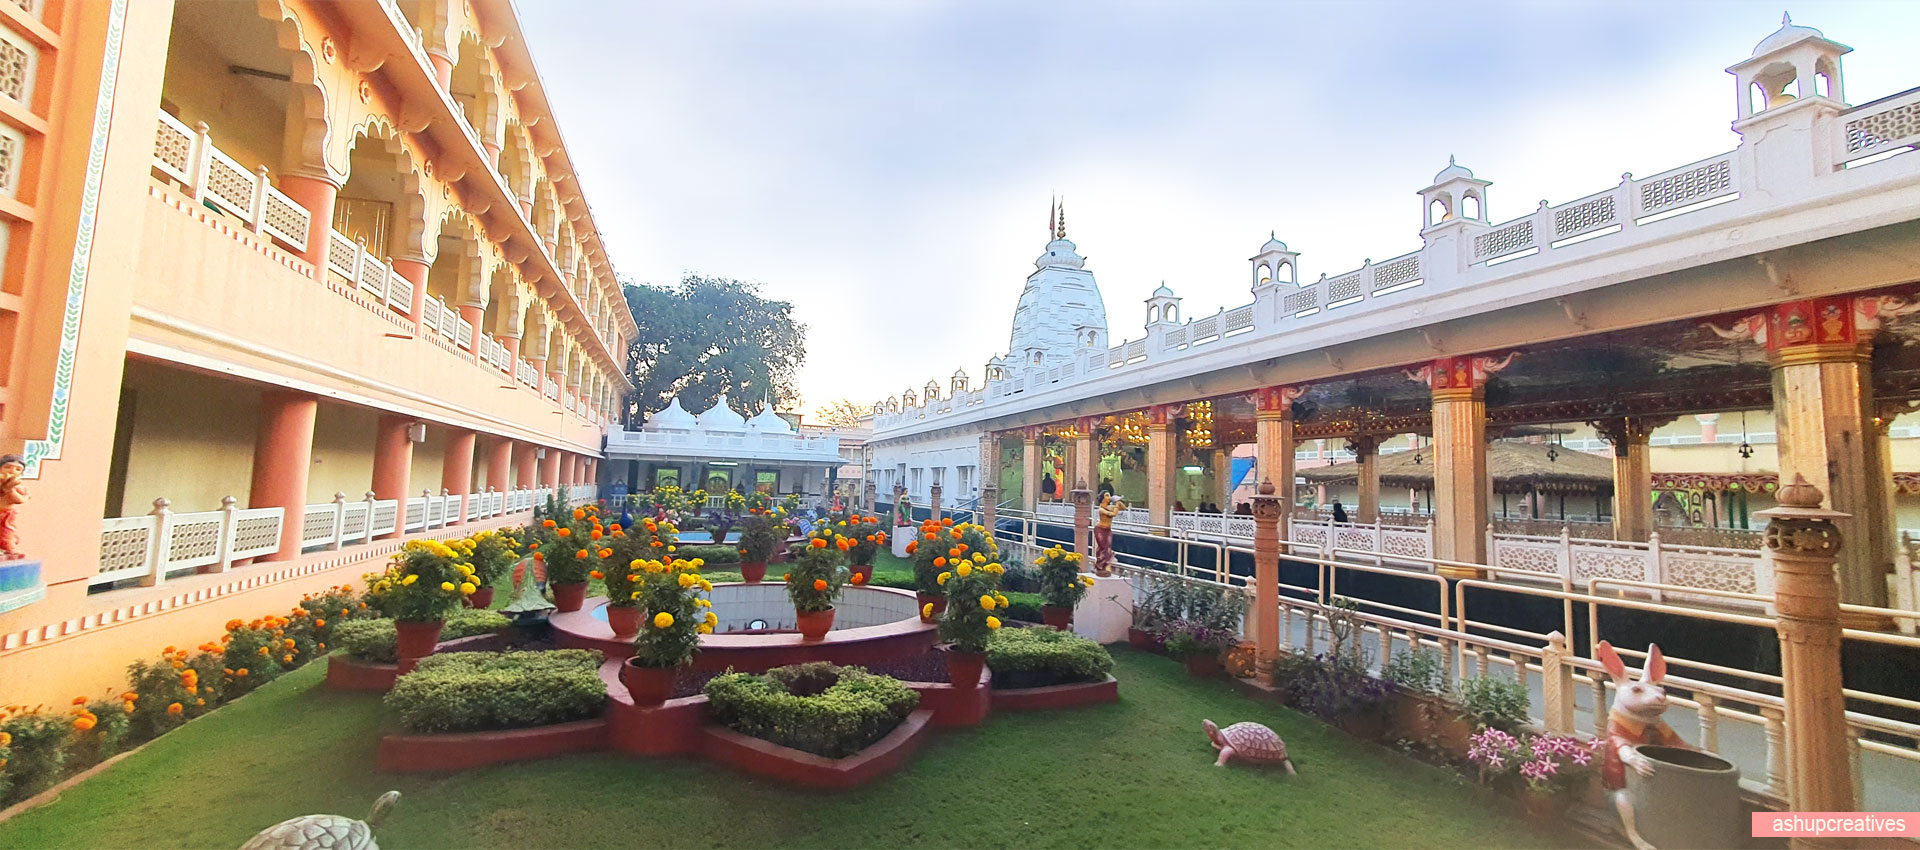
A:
461;528;522;589
601;514;679;610
786;529;847;613
736;511;782;563
363;539;476;622
536;509;601;586
937;556;1008;653
834;514;888;566
1035;545;1095;608
907;518;995;596
630;557;712;668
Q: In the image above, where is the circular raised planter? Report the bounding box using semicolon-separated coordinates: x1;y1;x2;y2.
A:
552;584;937;673
991;674;1120;711
699;709;935;789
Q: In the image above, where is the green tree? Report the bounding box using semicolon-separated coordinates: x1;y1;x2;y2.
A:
813;398;869;428
623;274;806;425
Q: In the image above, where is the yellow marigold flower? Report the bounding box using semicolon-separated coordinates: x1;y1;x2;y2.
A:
937;571;950;586
401;574;418;585
921;603;933;618
955;563;971;577
696;598;711;608
440;581;455;591
677;573;695;588
705;611;717;625
630;559;643;569
698;578;713;591
697;624;713;634
1081;576;1095;587
986;616;1002;629
459;582;476;594
972;553;985;564
979;595;996;610
652;612;674;629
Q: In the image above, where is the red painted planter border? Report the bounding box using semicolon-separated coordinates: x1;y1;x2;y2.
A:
377;718;608;772
699;710;935;790
906;666;993;727
551;590;938;674
990;674;1119;711
323;632;508;692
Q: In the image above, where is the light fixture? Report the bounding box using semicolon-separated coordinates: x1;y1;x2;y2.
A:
1182;465;1203;473
710;461;738;467
1738;409;1754;459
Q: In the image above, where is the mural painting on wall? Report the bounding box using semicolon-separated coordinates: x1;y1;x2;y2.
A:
652;467;679;489
0;454;28;558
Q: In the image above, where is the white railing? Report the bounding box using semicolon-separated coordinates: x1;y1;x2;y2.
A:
1838;86;1920;167
297;492;402;551
151;110;310;253
93;497;284;588
604;428;844;462
322;230;414;315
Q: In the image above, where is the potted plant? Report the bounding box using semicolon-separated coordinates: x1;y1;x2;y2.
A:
786;529;847;640
537;507;603;612
361;539;475;664
837;514;887;585
599;515;679;636
1383;647;1469;755
1157;619;1238;676
1033;545;1093;630
1457;672;1531;734
618;552;713;706
458;528;519;609
936;554;1008;686
736;511;781;584
907;518;994;622
1468;728;1603;823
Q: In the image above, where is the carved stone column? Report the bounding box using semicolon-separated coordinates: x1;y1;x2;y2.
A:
1348;435;1380;524
1071;484;1093;557
1414;355;1513;573
1252;386;1302;525
1251;479;1282;683
1072;417;1098;503
1020;427;1042;514
1211;447;1235;510
1145;405;1177;531
929;482;942;522
1590;415;1672;541
1755;476;1855;842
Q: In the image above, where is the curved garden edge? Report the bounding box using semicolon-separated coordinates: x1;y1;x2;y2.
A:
702;710;935;790
376;718;609;772
323;631;509;693
991;674;1119;711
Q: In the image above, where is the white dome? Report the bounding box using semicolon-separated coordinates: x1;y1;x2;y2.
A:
695;394;746;431
647;397;695;430
746;403;793;434
1259;232;1288;254
1433;155;1475;184
1151;283;1176;299
1034;238;1086;270
1754;13;1824;56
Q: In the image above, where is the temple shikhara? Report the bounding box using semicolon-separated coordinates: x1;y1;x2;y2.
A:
0;5;1915;848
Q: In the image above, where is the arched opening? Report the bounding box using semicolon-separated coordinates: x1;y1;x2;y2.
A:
426;211;482;317
1277;260;1293;283
1815;57;1837;99
1166;304;1179;323
1750;82;1769;115
500;122;533;204
534;177;559;244
482;262;517;340
1462;193;1481;220
334;121;426;262
448;30;500;147
160;1;324;181
1148;305;1159;323
1257;263;1272;284
1428;199;1449;225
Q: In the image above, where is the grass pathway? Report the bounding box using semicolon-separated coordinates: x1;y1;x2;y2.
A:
0;648;1592;849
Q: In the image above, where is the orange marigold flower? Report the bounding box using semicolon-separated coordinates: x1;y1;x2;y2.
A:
73;717;96;732
557;527;572;537
590;530;603;540
166;703;183;715
810;538;827;549
575;549;589;559
314;619;325;628
934;557;947;567
599;548;612;558
589;570;604;580
813;579;828;591
121;692;137;702
236;668;249;677
71;696;86;705
851;573;867;586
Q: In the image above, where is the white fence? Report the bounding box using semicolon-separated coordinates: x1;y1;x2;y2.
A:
151;110;310;254
95;486;553;589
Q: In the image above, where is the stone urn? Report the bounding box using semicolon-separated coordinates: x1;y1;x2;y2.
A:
1625;745;1742;850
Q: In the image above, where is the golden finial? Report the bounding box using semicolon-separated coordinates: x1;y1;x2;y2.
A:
1057;198;1067;239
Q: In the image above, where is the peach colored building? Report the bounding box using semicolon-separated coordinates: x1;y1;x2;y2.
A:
0;0;633;704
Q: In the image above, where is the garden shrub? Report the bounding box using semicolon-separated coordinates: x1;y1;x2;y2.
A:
1457;673;1530;731
0;712;73;803
675;544;740;565
999;591;1044;623
986;626;1113;688
703;662;919;758
336;609;511;663
1383;647;1446;695
384;650;606;733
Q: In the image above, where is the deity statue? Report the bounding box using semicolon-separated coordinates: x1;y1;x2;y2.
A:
1094;492;1124;575
893;495;912;528
0;454;28;559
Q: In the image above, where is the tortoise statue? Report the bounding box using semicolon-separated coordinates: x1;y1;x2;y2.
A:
238;791;399;850
1204;719;1295;773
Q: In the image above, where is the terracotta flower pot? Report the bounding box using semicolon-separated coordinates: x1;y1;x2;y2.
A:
394;619;444;661
551;581;588;612
1041;605;1073;631
605;604;642;637
1183;653;1224;678
1521;789;1572;825
849;563;873;585
946;649;986;688
916;593;947;623
795;607;835;641
620;659;678;707
463;586;496;609
1128;626;1159;651
740;561;767;584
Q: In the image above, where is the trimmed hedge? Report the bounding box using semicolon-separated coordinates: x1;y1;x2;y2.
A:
335;609;511;663
703;662;919;758
384;649;606;733
986;627;1114;689
675;544;741;565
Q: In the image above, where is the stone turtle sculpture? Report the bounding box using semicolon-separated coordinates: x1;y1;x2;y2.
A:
238;791;399;850
1204;719;1295;773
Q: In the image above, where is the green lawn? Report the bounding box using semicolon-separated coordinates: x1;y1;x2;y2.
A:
0;648;1590;850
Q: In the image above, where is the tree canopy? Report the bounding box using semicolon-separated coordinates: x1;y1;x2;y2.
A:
623;274;806;425
812;398;869;428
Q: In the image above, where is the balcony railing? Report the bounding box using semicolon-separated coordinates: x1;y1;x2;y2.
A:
152;110;310;254
96;487;550;590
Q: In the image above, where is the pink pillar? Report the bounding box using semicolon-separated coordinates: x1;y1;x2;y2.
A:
275;175;339;270
443;429;476;526
540;447;561;487
372;414;414;540
514;442;538;490
391;258;429;321
427;52;453;90
459;304;486;362
249;391;318;560
483;143;502;169
503;335;522;362
487;436;512;496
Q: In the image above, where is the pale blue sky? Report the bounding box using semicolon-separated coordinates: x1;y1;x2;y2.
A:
516;1;1920;417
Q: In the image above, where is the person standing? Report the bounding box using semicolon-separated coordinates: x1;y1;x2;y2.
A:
1331;499;1349;525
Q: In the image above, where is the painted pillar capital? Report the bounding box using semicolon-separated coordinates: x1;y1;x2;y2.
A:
1251;385;1305;419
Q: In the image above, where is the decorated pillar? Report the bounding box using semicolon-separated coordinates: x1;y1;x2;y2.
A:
978;431;1000;530
929;482;943;521
1072;417;1098;502
1411;355;1512;572
1250;479;1282;683
1755;477;1855;835
1349;435;1380;524
1021;427;1041;513
249;391;319;560
371;415;414;540
1591;416;1670;541
1145;405;1178;532
539;446;560;488
275;174;339;270
1072;483;1093;556
1711;296;1912;608
1252;387;1302;524
442;429;476;525
1211;447;1234;510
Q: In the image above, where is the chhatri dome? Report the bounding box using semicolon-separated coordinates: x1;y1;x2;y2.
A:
1006;198;1109;369
1259;232;1288;254
694;394;747;431
1752;12;1825;56
648;397;696;429
1433;155;1475;184
746;396;794;434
